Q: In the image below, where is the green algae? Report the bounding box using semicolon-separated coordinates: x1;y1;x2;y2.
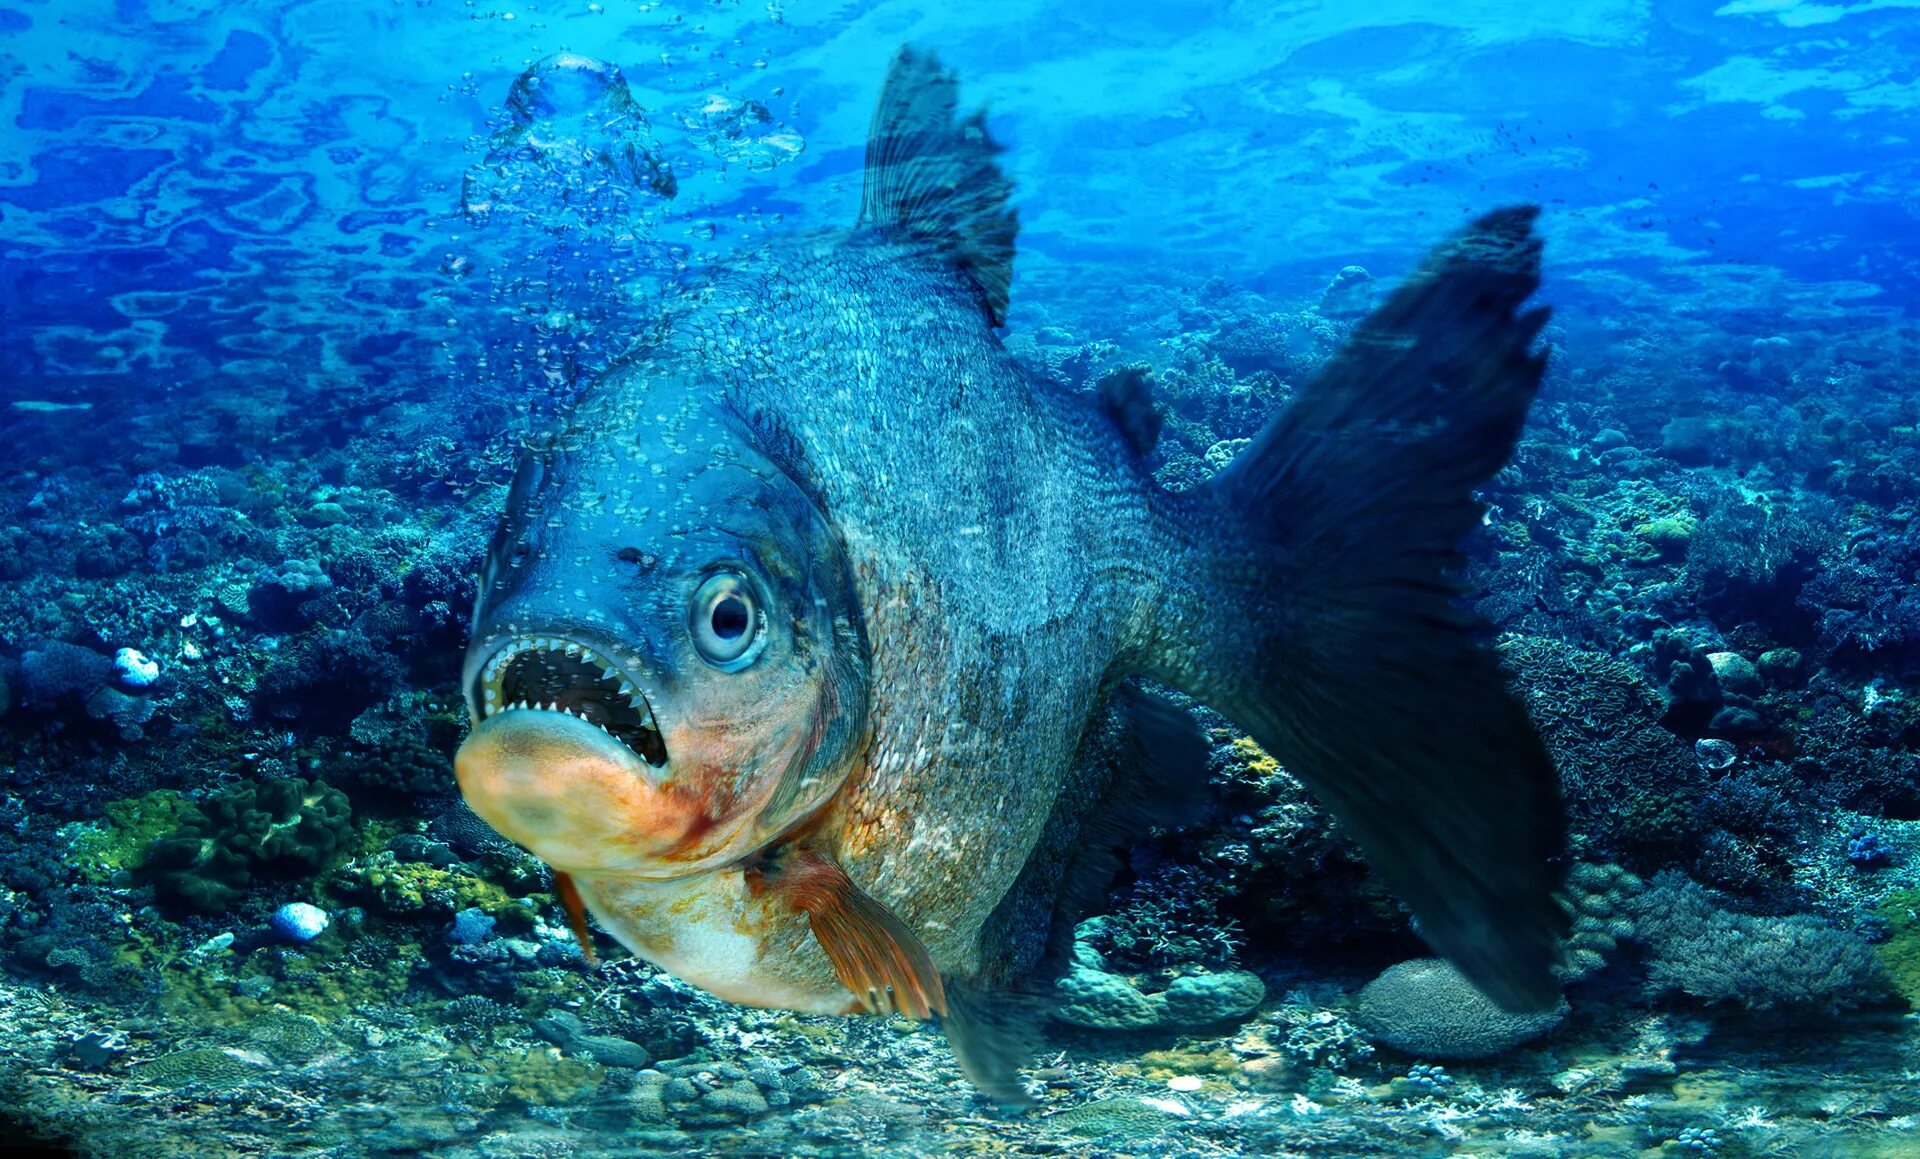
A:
1873;888;1920;1007
494;1046;606;1107
339;857;548;932
1136;1045;1240;1080
1635;512;1697;561
67;790;197;883
156;936;419;1026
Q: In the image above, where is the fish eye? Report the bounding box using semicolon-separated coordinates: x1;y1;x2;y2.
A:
689;571;765;670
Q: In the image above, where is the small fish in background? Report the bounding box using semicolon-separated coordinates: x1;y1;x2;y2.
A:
453;46;1567;1103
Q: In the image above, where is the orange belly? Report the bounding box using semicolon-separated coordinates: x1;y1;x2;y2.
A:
578;869;860;1015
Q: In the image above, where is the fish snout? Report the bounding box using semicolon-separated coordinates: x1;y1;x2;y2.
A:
454;709;697;874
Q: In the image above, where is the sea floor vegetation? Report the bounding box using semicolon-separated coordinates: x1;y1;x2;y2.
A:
6;261;1920;1155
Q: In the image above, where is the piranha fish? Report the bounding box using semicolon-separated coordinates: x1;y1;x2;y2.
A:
454;47;1567;1100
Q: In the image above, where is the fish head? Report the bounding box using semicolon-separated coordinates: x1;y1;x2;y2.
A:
455;387;868;880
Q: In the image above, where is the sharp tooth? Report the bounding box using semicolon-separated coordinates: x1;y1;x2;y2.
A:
618;680;636;698
564;643;582;657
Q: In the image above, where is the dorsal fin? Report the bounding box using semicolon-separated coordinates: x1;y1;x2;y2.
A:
1094;364;1164;457
859;46;1018;326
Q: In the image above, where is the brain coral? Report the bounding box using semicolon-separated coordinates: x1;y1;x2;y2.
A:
1356;958;1566;1060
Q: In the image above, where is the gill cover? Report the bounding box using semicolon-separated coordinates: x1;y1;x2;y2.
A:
457;375;871;879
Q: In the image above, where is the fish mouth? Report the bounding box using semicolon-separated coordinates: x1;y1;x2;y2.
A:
473;636;669;768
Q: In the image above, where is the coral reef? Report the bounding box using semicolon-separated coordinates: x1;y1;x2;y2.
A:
1626;872;1892;1014
1355;958;1568;1060
1;156;1917;1156
1500;637;1700;863
143;778;353;913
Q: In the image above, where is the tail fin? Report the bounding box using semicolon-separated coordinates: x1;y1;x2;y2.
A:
1158;206;1566;1010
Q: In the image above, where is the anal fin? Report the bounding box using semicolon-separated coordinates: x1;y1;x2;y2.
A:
757;844;947;1021
1042;682;1212;965
943;977;1042;1108
553;870;599;966
1094;365;1165;458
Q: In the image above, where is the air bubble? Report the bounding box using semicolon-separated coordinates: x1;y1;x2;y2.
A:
461;54;678;232
676;94;805;172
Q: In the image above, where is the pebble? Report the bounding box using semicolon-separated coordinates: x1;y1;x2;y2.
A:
112;648;160;688
270;902;330;943
183;931;235;963
577;1037;651;1069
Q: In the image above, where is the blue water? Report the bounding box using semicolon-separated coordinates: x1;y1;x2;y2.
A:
5;1;1920;1155
7;0;1915;434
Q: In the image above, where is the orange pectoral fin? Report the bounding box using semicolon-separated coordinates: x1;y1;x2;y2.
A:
758;845;946;1021
553;870;599;967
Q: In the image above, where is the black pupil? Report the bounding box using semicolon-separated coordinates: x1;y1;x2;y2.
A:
711;593;750;640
